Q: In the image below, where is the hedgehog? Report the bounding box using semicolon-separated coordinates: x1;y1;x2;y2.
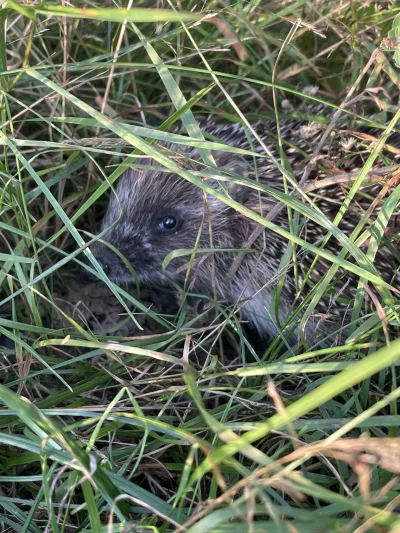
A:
89;116;400;346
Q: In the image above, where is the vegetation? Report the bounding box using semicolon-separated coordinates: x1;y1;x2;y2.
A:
0;0;400;531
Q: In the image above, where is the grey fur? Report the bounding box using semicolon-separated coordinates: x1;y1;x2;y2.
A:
91;118;400;345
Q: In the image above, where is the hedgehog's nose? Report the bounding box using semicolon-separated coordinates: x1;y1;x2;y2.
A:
80;242;112;280
80;256;111;282
95;257;110;276
78;253;98;282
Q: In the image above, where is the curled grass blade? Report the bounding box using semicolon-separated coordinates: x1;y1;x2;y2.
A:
34;338;183;365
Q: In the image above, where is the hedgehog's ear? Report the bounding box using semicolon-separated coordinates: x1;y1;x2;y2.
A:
205;156;249;204
206;178;247;204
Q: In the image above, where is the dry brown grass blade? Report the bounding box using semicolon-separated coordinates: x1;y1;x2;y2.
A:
193;14;248;61
348;131;400;156
252;437;400;477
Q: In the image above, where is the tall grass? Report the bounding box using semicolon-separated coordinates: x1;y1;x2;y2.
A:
0;1;399;532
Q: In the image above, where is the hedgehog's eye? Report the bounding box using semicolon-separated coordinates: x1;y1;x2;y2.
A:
159;216;177;230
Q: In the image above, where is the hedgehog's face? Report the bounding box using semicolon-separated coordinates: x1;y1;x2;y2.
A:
90;166;220;288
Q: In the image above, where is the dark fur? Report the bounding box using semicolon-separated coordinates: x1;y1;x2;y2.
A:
91;118;400;345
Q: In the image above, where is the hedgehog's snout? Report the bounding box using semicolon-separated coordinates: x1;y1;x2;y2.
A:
84;226;159;284
93;252;111;276
85;239;128;282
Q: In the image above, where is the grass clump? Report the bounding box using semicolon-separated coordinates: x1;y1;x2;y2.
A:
0;1;400;532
